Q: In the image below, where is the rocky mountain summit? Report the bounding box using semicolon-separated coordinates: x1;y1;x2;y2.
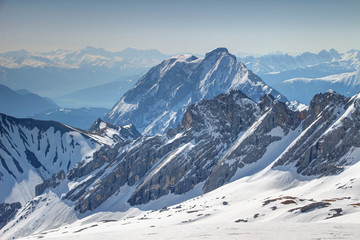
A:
105;48;287;135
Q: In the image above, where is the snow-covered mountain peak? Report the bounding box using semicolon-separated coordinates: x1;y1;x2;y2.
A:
106;48;287;135
171;54;199;63
325;89;336;94
82;46;111;56
0;47;170;70
202;48;238;68
204;47;230;58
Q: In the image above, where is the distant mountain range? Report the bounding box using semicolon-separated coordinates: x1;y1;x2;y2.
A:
55;76;139;108
0;47;170;103
238;49;360;104
2;47;359;109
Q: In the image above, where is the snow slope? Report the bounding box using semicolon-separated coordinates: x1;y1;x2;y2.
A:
7;157;360;240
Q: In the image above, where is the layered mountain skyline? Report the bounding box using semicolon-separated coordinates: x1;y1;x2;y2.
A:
2;46;358;103
1;46;360;240
1;47;359;131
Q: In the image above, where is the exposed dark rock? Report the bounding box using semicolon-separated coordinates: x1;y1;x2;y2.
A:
273;91;360;176
35;170;66;196
0;202;21;229
235;219;248;223
88;118;141;140
61;90;299;211
289;202;331;213
326;208;343;219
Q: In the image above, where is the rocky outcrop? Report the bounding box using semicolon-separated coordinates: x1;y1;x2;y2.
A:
88;118;141;146
128;90;261;205
35;170;66;196
0;202;21;229
272;91;360;176
203;95;303;193
62;90;297;210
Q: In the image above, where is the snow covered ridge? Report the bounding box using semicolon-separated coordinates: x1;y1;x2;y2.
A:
0;114;141;206
105;47;288;135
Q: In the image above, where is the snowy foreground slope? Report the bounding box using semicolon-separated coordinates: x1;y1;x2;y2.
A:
8;156;360;240
1;90;360;239
106;48;287;135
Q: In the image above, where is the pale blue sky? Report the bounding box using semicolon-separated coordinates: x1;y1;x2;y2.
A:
0;0;359;54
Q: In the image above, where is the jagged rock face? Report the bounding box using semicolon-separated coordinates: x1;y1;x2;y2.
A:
272;91;360;176
65;136;174;213
203;95;303;193
128;91;262;205
0;202;21;229
61;90;296;211
35;170;65;196
105;48;287;135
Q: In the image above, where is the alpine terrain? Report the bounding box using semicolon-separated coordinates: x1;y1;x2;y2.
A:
1;86;359;239
0;48;359;240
